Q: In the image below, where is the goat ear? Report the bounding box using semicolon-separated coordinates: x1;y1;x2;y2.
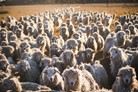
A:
108;48;111;54
41;73;45;81
130;68;136;78
117;74;121;77
39;62;42;67
74;65;78;69
66;65;70;69
132;73;136;77
27;63;31;70
16;62;21;70
62;69;69;78
79;62;85;70
55;68;60;74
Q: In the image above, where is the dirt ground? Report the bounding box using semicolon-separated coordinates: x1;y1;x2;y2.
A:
0;3;138;34
0;3;138;20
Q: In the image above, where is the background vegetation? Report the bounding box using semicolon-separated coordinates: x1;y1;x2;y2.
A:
1;0;138;5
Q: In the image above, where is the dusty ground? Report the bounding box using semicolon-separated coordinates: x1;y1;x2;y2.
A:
0;3;138;33
0;3;138;20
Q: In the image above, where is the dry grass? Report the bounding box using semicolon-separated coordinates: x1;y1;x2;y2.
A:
0;3;138;20
0;3;137;34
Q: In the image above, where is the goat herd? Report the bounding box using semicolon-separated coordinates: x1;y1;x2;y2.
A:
0;7;138;92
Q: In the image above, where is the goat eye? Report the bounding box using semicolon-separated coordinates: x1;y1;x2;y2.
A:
118;50;121;53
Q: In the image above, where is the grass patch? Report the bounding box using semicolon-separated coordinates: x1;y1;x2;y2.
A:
0;7;9;14
0;11;9;14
